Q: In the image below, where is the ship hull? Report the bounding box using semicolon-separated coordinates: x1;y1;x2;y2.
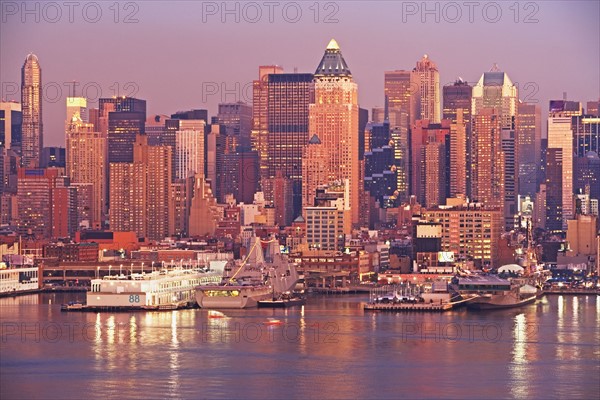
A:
195;286;273;309
466;294;537;310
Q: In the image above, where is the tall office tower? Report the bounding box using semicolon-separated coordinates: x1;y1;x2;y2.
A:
175;120;206;180
572;115;600;157
545;148;563;232
16;168;60;238
88;108;100;131
165;110;209;178
309;39;360;225
411;120;450;204
472;67;518;129
66;107;107;228
266;72;314;216
534;183;547;230
216;102;253;150
470;109;505;211
109;135;171;241
384;71;413;200
472;68;518;229
547;116;573;229
99;97;146;163
220;150;259;205
364;121;397;207
587;100;599;117
205;124;222;196
516;102;541;196
449;112;467;197
252;65;283;189
359;108;368;159
170;176;194;237
147;144;172;241
410;55;441;124
443;79;472;124
0;101;22;149
66;97;88;125
443;80;472;194
21;54;43;168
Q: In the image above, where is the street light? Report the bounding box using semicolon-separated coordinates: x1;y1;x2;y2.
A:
96;266;100;279
109;265;112;276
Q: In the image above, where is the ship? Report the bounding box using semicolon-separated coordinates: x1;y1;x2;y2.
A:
457;275;539;310
0;263;40;297
80;264;222;311
195;237;299;309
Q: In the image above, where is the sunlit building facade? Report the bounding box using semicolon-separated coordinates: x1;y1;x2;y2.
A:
21;54;43;168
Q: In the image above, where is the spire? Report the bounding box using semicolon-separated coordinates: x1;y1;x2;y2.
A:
326;38;339;50
314;38;352;77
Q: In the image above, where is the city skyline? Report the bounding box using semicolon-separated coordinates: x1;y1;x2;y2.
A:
1;1;598;147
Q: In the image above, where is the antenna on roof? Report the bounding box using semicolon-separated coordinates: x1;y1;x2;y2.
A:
490;63;500;72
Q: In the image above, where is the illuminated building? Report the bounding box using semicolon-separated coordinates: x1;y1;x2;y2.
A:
411;55;441;124
308;39;359;225
21;54;43;168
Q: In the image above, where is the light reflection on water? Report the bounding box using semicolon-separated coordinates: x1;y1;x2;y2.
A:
0;293;598;399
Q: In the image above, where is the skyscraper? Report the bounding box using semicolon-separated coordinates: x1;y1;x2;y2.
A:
266;72;314;217
109;135;171;240
443;79;472;196
252;65;283;189
216;102;253;151
547;114;574;229
411;120;450;205
21;54;43;168
0;101;22;149
308;39;360;225
17;168;60;238
65;100;107;228
449;112;467;198
411;55;441;124
471;108;504;212
472;68;518;230
384;71;412;201
175;119;206;180
516;102;541;196
100;97;146;163
443;79;472;125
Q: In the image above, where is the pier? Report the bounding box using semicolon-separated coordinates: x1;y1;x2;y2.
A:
364;302;452;312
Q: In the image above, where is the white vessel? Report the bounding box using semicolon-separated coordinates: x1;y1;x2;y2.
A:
87;266;222;310
195;237;298;309
0;264;40;296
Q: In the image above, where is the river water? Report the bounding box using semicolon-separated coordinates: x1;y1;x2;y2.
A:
1;293;598;399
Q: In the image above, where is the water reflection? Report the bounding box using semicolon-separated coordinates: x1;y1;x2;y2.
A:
0;294;598;400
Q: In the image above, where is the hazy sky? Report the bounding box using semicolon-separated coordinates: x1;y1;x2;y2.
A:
1;1;599;146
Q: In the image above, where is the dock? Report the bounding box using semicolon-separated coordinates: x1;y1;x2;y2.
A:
364;302;452;312
543;288;599;295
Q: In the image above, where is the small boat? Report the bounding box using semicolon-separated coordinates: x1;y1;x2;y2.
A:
207;310;227;319
264;318;283;326
258;296;305;308
60;302;84;311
